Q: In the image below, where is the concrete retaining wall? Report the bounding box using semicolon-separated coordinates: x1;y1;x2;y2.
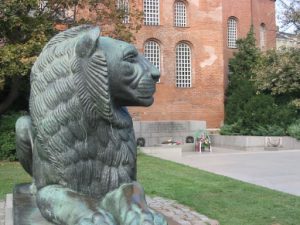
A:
133;120;206;146
211;135;300;150
140;146;182;158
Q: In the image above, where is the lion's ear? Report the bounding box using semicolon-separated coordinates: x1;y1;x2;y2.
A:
75;27;100;58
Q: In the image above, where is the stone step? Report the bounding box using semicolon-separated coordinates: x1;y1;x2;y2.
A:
5;194;13;225
7;186;219;225
0;200;4;225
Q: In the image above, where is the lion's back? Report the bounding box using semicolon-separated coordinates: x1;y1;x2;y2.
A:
29;27;88;183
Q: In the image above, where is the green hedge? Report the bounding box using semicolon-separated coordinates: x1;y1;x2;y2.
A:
222;94;298;136
288;120;300;140
223;27;300;137
0;112;25;161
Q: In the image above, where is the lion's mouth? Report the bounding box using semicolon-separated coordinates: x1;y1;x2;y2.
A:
137;87;155;99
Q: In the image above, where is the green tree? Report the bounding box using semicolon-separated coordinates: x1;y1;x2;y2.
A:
223;27;298;135
225;27;261;124
0;0;55;114
278;0;300;33
0;0;142;115
254;48;300;109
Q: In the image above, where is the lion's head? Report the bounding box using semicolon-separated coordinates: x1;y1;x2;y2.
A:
100;37;160;107
30;25;160;124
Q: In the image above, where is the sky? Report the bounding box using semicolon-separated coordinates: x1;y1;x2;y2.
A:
276;0;298;33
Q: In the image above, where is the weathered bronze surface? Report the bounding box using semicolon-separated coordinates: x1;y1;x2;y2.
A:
14;184;179;225
15;25;166;225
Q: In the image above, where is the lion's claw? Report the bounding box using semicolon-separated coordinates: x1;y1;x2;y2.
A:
101;182;168;225
78;210;116;225
123;209;167;225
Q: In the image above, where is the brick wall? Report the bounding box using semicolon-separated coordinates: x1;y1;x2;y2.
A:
252;0;277;50
76;0;276;129
223;0;276;79
129;0;225;128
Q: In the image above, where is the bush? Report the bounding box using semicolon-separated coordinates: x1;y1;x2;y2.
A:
223;94;297;136
220;121;242;135
221;123;286;136
242;95;297;130
288;120;300;140
0;111;25;160
250;125;286;136
225;80;256;124
224;27;299;137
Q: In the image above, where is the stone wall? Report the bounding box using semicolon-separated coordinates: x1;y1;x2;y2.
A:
134;120;206;146
211;135;300;150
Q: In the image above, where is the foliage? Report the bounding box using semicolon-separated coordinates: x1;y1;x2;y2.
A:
88;0;143;42
0;0;142;114
287;120;300;140
220;122;241;135
224;93;297;136
225;80;256;124
253;48;300;109
251;125;286;136
278;0;300;33
225;27;261;125
242;95;296;131
228;26;261;85
0;112;25;160
224;27;299;136
0;0;55;90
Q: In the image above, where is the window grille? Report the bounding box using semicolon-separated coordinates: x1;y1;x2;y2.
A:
117;0;130;24
143;0;160;25
260;23;266;50
176;43;191;88
174;2;187;27
228;17;237;48
144;40;160;71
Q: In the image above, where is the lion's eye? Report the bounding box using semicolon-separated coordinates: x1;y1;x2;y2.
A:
123;52;138;63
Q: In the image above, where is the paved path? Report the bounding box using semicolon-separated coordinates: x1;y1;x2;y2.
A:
148;147;300;196
0;201;4;225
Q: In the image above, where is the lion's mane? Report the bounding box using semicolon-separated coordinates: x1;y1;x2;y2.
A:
29;25;136;198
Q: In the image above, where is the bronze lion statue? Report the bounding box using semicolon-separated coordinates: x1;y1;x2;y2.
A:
15;25;166;225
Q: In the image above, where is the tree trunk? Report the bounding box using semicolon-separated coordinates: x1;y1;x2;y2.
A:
0;76;20;115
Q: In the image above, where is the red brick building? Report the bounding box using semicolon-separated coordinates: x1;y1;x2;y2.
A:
128;0;276;129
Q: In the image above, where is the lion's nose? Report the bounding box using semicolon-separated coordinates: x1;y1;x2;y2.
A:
151;67;160;82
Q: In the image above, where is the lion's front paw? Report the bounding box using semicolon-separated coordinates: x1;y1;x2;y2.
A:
101;182;168;225
122;207;167;225
77;210;116;225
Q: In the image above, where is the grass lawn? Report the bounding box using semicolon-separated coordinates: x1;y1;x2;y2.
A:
137;154;300;225
1;155;300;225
0;161;31;199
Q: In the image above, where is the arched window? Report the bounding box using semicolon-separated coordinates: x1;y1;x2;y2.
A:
117;0;130;23
228;17;238;48
143;0;160;25
176;43;191;88
260;23;266;50
174;1;187;27
144;40;160;71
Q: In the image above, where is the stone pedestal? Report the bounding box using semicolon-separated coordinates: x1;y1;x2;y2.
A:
11;184;219;225
12;184;180;225
13;184;52;225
